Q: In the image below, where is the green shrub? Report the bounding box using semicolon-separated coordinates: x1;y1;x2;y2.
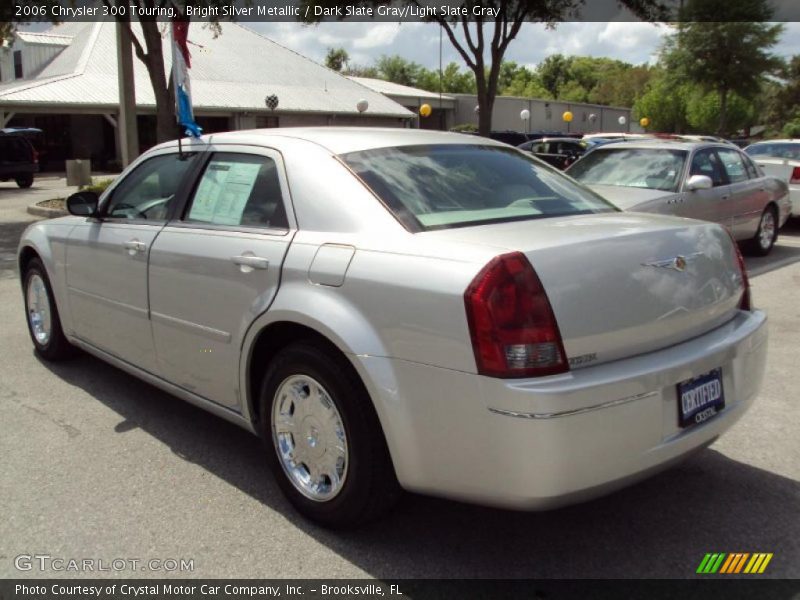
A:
450;123;478;133
782;120;800;138
79;177;115;196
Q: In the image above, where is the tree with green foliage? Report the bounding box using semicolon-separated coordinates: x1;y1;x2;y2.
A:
537;53;571;98
416;62;477;94
685;90;758;134
498;62;549;98
662;0;783;135
325;47;350;71
762;55;800;136
374;54;423;87
633;69;691;132
301;0;670;135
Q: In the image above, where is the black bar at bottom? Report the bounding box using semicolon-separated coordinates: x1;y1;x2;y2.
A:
2;579;799;600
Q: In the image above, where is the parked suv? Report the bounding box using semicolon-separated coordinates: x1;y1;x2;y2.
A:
0;129;40;188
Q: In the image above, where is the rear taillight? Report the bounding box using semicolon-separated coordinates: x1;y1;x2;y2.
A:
790;166;800;184
727;232;751;311
464;252;568;378
32;149;39;164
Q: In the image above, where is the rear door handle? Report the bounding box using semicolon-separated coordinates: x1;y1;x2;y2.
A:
123;239;146;254
232;255;269;270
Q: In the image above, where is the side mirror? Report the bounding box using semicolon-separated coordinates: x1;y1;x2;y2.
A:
686;174;713;191
67;191;99;216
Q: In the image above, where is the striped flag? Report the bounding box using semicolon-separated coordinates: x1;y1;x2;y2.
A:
171;19;202;138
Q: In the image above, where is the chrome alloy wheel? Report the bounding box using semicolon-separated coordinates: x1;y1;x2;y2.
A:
272;375;348;502
759;211;776;251
27;274;52;346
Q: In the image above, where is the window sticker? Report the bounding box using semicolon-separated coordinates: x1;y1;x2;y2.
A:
189;160;262;225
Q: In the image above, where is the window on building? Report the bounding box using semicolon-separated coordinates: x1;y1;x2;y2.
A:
14;51;23;79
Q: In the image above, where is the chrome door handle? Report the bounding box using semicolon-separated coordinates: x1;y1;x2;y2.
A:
123;240;146;254
231;255;269;270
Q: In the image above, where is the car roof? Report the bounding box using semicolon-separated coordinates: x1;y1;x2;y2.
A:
589;139;735;152
747;139;800;144
160;127;510;155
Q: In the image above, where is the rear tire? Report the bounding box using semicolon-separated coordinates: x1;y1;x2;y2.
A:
23;258;74;361
747;206;778;256
259;341;400;528
15;174;34;188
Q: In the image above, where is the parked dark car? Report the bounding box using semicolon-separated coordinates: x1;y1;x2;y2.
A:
486;130;531;146
518;137;608;170
0;128;40;188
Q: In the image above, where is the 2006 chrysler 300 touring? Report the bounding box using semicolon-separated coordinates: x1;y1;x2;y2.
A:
18;128;767;526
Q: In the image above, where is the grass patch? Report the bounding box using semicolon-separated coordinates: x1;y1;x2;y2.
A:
37;198;66;210
36;176;117;213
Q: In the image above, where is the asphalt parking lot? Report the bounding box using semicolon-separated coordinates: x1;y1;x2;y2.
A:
0;180;798;579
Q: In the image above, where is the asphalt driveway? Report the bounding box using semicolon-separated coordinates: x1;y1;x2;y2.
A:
1;207;798;579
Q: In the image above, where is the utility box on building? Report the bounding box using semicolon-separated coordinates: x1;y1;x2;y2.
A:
66;159;91;187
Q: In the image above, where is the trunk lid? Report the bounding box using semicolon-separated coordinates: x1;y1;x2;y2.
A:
751;157;799;182
420;213;745;368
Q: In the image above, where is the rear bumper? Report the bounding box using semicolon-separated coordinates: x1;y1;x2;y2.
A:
358;310;768;510
789;185;800;217
0;164;37;178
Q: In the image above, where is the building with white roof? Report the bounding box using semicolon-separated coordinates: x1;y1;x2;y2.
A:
0;21;413;169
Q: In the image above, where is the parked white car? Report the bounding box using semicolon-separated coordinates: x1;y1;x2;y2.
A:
18;128;767;527
745;139;800;217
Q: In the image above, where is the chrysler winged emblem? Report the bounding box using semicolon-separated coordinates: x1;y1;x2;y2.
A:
642;252;703;272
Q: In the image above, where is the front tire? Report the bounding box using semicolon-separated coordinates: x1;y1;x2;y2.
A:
23;258;74;360
15;174;34;188
747;206;778;256
259;341;400;527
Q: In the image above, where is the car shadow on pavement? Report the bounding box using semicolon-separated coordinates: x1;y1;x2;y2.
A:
37;351;799;579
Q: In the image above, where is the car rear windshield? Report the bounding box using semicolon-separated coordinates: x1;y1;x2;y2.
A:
340;144;616;231
745;143;800;160
568;147;688;192
0;136;31;161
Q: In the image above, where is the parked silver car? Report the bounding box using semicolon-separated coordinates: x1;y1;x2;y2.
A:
18;129;767;527
567;140;791;255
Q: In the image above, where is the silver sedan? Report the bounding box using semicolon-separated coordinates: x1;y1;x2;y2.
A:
567;140;791;255
18;129;767;527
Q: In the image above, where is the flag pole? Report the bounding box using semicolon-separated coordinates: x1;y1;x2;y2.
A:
171;5;202;158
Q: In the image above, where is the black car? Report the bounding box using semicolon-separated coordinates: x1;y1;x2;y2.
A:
0;128;40;188
486;130;531;147
518;137;607;170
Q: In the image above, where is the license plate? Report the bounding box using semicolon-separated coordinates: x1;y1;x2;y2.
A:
677;368;725;428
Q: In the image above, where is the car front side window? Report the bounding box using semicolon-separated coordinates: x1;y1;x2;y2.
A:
103;153;195;221
689;149;727;187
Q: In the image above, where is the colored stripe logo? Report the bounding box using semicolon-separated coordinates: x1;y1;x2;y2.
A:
697;553;773;574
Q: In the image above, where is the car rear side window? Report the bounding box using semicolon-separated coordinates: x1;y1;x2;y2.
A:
741;154;761;179
716;148;749;184
341;144;616;231
184;153;288;230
